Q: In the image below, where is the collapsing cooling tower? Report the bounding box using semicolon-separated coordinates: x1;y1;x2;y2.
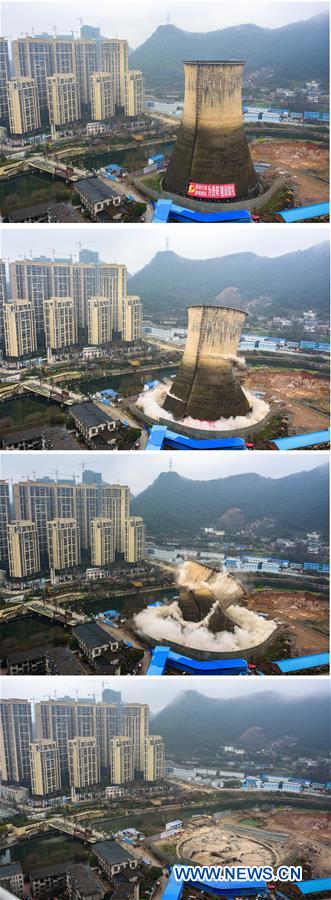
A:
164;61;260;200
178;561;246;635
163;305;251;421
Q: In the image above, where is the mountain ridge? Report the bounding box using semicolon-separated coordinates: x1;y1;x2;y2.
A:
150;688;330;752
131;465;329;537
130;14;329;89
128;243;330;320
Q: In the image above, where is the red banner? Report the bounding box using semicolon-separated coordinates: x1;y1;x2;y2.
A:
187;182;236;199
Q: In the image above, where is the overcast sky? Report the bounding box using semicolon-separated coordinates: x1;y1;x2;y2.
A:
1;675;329;712
2;2;328;47
0;453;327;496
1;228;328;276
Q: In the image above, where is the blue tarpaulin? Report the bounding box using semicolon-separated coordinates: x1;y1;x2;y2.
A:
273;653;329;673
277;202;329;222
272;430;330;450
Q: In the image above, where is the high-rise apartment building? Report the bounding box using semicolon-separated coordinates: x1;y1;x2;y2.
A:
123;296;143;342
91;518;115;567
0;699;33;783
7;76;40;134
88;296;112;345
44;297;77;350
8;477;143;575
91;72;114;120
0;38;10;124
144;736;165;782
35;699;76;779
110;736;133;784
74;40;99;108
101;484;130;556
125;71;145;117
125;517;146;563
9;33;143;128
100;40;128;109
3;299;37;358
47;519;81;573
7;258;134;342
29;740;61;796
0;480;10;570
7;521;40;579
122;704;149;774
0;260;7;350
68;736;100;789
97;703;121;772
46;73;81;127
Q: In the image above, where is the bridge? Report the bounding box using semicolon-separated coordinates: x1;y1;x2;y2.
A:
26;599;88;625
28;156;90;182
49;816;109;843
23;379;85;405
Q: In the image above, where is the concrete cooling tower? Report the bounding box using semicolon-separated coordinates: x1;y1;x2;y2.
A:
177;562;246;634
164;61;260;201
163;305;251;421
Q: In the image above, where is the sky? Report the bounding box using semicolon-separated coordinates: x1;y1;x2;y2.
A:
0;453;327;496
2;2;328;47
1;675;329;712
1;227;328;276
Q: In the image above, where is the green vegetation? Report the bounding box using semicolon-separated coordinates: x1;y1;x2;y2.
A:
128;244;329;318
129;15;328;90
131;467;328;538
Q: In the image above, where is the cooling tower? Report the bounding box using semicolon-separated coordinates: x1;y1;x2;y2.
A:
164;61;260;200
163;305;250;421
178;562;246;635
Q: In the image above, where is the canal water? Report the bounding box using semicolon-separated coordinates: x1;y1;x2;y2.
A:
0;615;69;655
0;141;175;214
60;366;176;398
0;171;71;215
0;394;65;435
0;834;88;872
74;587;178;619
66;141;175;172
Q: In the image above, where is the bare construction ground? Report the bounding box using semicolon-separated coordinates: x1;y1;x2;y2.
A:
247;588;329;656
155;808;330;877
177;823;278;867
245;368;330;434
250;140;329;207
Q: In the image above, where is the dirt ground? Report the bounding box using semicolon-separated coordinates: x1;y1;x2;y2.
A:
247;589;329;655
177;823;277;867
228;809;331;877
245;368;330;433
158;808;330;877
251;140;329;205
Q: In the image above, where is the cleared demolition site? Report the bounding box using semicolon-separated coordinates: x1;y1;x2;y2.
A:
151;807;330;880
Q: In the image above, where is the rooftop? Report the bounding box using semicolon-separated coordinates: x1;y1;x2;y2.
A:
73;622;118;648
0;863;23;878
94;840;135;866
76;176;121;203
66;863;105;897
71;401;111;428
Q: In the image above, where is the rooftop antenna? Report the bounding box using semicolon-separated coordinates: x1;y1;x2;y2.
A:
166;10;171;24
166;236;170;251
169;458;173;472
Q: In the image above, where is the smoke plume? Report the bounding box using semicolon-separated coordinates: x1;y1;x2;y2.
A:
136;381;269;431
